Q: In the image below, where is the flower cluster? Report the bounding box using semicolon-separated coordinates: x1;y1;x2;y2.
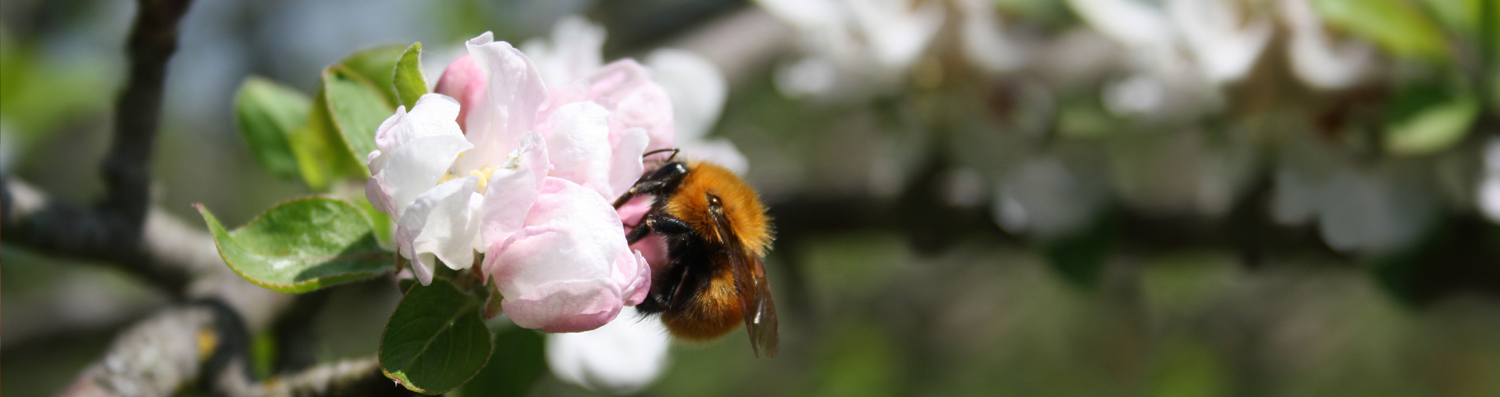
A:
366;17;741;393
368;28;678;333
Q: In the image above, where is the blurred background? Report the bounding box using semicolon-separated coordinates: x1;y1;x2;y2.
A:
5;0;1500;395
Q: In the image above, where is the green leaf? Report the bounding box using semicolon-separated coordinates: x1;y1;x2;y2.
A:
339;44;407;104
354;196;393;245
323;65;396;178
1043;212;1116;289
1383;82;1480;156
394;42;429;110
459;326;547;397
380;278;493;395
287;94;360;191
1420;0;1481;32
197;197;395;293
234;77;311;179
1384;93;1480;156
1312;0;1450;60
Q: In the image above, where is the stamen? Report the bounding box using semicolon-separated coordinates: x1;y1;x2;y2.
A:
470;166;496;193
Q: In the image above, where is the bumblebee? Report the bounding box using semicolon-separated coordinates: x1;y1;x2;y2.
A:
613;150;778;358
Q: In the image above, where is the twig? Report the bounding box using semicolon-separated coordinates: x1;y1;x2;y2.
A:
58;305;219;396
0;0;200;293
214;357;419;397
99;0;193;228
2;178;213;292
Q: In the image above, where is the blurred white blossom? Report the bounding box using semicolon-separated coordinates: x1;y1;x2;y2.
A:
956;0;1028;74
646;48;748;174
757;0;946;99
1479;138;1500;223
1279;0;1374;90
1272;139;1440;255
1168;0;1272;85
546;307;672;394
993;157;1111;239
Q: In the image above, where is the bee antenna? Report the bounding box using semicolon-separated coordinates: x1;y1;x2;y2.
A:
643;148;680;162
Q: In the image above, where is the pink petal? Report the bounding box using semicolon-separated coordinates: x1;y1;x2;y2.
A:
630;233;670;274
434;54;488;132
458;32;550;174
616;250;651;306
609;82;675;152
484;178;637;332
542;102;614;198
502;276;622;333
583;59;651;107
480;131;549;249
608;127;650;200
616;195;653;226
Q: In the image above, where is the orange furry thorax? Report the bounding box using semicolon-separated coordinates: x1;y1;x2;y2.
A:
661;161;773;255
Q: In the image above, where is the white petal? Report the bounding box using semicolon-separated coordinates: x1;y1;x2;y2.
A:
956;0;1026;73
848;0;946;70
1478;139;1500;223
523;16;607;87
396;177;480;284
1279;0;1372;90
1067;0;1174;49
547;307;671;395
646;49;726;142
608;128;650;199
460;33;550;174
754;0;845;33
1170;0;1270;84
480;131;550;250
373;134;473;215
545;101;614;197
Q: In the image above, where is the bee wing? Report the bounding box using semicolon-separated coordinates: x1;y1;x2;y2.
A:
711;210;779;358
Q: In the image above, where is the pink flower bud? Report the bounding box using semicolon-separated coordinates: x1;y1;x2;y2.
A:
434;54;488;132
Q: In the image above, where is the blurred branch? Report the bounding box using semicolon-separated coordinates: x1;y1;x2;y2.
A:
666;7;791;85
0;0;200;292
100;0;192;227
213;357;419;397
0;0;350;394
59;305;219;396
768;160;1500;304
2;178;217;291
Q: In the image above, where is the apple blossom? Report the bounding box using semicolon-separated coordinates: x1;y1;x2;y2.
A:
483;176;650;332
365;94;481;286
369;17;755;388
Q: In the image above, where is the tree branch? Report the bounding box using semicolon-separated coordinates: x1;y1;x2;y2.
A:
2;178;213;292
0;0;198;292
59;305;218;396
212;357;419;397
100;0;192;227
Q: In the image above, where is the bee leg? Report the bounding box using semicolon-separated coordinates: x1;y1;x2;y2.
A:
612;180;665;208
626;215;692;244
614;162;688;208
667;263;694;311
648;215;692;235
626;222;654;244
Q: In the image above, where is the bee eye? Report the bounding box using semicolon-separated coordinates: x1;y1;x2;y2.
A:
707;195;722;207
